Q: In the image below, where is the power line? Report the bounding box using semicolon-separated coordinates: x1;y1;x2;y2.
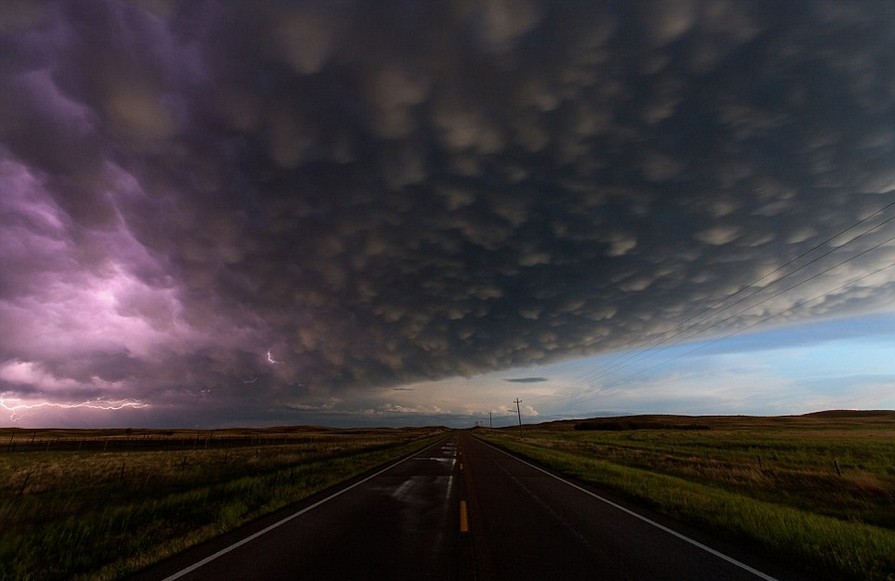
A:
578;211;895;386
600;260;895;390
665;200;895;335
576;226;895;388
574;202;895;386
602;229;895;385
665;232;895;343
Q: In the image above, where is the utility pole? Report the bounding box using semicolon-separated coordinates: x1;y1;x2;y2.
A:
513;398;523;438
489;411;493;429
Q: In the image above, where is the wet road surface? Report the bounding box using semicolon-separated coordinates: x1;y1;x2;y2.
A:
132;432;811;580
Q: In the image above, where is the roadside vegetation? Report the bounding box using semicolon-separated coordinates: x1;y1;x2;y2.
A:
0;426;446;581
477;411;895;581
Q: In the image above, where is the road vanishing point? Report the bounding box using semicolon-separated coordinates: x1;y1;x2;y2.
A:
131;432;814;580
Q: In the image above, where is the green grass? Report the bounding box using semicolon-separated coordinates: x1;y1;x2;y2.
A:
476;413;895;581
0;427;446;580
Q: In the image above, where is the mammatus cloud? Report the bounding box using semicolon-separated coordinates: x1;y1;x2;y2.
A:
1;1;894;425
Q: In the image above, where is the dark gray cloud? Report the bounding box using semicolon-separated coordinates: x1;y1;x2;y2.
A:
1;0;894;425
505;378;549;384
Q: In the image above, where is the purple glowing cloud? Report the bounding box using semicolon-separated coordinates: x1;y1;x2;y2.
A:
1;1;893;427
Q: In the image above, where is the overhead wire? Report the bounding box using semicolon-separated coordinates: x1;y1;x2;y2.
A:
573;198;895;387
600;260;895;390
575;230;895;387
590;228;895;387
579;222;895;386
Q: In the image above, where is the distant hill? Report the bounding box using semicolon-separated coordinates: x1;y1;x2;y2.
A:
573;418;711;431
508;410;895;431
801;409;895;419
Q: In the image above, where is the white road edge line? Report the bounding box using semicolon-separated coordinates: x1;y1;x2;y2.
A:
162;437;448;581
479;439;778;581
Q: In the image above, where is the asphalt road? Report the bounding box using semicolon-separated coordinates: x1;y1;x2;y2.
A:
132;432;810;580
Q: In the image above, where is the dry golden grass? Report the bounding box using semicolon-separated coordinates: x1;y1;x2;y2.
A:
0;426;447;580
479;411;895;580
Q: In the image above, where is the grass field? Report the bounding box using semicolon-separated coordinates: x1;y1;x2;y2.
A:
3;413;891;580
477;410;895;581
0;426;447;581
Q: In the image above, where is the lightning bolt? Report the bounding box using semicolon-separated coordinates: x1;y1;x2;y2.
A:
266;349;284;364
0;393;149;422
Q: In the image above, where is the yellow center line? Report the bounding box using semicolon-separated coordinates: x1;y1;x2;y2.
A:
459;500;469;533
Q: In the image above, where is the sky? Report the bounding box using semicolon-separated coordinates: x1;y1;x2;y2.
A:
1;0;893;429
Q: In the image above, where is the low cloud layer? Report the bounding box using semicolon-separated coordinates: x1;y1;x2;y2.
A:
1;1;894;425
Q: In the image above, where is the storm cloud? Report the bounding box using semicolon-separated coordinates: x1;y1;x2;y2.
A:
1;0;893;425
